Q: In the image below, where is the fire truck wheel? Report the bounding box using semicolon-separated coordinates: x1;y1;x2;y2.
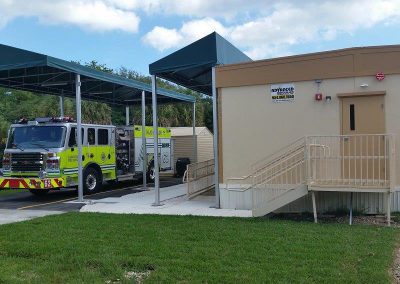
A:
83;167;102;194
29;188;50;196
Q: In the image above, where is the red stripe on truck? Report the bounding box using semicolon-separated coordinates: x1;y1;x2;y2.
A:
0;179;9;188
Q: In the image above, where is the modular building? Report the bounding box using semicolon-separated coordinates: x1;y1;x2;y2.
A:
170;127;214;168
215;45;400;215
149;32;398;220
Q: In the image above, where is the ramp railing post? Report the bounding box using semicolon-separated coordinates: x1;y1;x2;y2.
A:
387;134;395;226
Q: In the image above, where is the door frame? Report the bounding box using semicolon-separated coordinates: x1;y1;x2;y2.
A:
337;91;387;181
337;91;386;135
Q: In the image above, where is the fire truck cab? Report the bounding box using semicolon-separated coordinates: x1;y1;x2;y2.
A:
0;117;172;195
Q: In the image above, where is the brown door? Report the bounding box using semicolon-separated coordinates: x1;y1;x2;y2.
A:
341;95;385;181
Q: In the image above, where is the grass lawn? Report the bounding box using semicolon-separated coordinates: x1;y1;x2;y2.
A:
0;213;398;283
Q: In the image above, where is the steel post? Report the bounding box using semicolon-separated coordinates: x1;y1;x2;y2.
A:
387;192;392;226
212;67;220;208
75;74;83;202
125;105;130;126
192;102;197;163
349;192;353;225
142;90;147;188
311;191;317;223
59;92;64;117
152;75;161;206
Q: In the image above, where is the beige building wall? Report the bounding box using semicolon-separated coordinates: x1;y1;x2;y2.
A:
220;74;400;187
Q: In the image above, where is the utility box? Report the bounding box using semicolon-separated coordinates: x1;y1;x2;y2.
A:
175;157;190;177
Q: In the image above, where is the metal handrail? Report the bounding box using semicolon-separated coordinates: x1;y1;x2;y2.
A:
226;134;396;193
227;145;306;192
185;159;215;198
251;137;306;171
182;169;188;183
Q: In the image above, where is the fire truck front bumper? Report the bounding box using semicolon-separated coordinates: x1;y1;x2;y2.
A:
0;177;66;189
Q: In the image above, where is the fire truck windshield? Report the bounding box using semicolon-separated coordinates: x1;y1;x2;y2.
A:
7;126;67;150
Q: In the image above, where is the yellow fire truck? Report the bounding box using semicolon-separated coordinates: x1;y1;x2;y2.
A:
0;117;172;195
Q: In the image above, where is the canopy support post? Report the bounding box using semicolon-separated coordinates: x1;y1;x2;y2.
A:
212;67;220;208
152;75;162;206
142;90;147;189
192;102;197;163
59;91;64;117
125;105;130;126
75;74;84;203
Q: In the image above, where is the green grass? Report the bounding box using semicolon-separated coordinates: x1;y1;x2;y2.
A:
0;188;26;197
0;213;398;283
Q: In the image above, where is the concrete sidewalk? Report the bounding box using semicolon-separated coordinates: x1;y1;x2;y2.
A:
80;184;252;218
0;209;64;225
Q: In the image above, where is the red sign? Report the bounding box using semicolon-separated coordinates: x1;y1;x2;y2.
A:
315;93;323;101
376;72;385;81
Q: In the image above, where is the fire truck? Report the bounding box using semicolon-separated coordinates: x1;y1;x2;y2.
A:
0;117;172;195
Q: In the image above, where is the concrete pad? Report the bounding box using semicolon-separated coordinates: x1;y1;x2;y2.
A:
0;209;65;225
80;184;252;218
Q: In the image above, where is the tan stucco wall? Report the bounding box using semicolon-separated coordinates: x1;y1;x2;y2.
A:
220;74;400;186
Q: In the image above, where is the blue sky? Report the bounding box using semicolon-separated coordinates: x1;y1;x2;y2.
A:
0;0;400;75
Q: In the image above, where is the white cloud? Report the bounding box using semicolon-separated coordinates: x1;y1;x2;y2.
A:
0;0;140;33
1;0;400;59
232;0;400;58
142;27;183;51
142;0;400;59
137;0;267;19
142;18;230;52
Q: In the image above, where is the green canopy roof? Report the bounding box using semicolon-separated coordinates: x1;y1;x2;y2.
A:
149;32;251;95
0;44;195;105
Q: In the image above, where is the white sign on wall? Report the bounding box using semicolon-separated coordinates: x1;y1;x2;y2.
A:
270;83;295;103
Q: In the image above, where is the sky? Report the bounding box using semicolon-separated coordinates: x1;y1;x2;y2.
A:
0;0;400;75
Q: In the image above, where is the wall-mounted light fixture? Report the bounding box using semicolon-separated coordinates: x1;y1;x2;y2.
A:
360;83;369;88
314;79;323;102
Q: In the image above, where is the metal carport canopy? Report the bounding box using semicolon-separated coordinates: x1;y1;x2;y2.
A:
149;32;252;207
149;32;251;95
0;43;195;105
0;43;195;203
